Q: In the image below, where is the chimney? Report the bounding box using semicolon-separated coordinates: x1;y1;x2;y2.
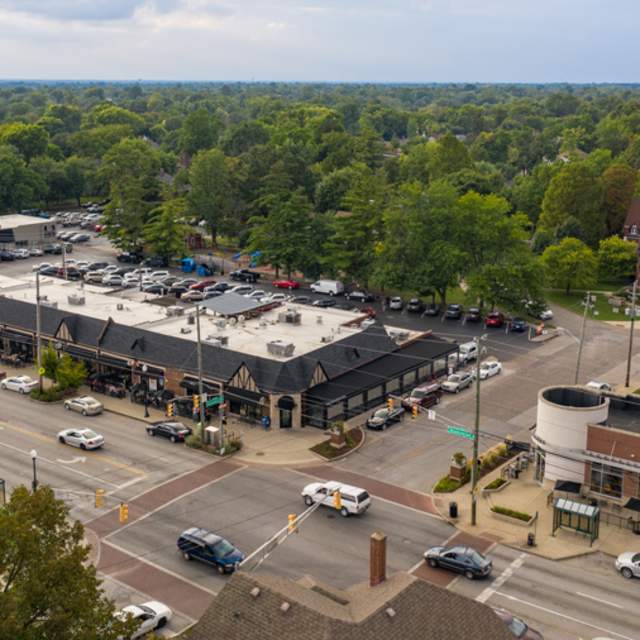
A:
370;531;387;587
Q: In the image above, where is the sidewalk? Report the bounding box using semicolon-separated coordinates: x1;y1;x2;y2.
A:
433;464;636;560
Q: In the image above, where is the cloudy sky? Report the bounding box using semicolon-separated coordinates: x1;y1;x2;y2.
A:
0;0;637;82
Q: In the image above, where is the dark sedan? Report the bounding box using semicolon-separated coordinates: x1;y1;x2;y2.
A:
365;407;405;430
146;421;192;443
465;307;482;322
39;265;59;276
291;296;311;305
445;303;463;319
312;298;337;308
510;317;528;332
407;298;425;313
422;302;440;316
346;290;375;303
424;545;492;580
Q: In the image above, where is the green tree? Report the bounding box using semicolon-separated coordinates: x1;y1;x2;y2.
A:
429;133;472;179
0;123;49;163
598;236;637;281
55;354;87;391
179;109;220;156
601;163;637;236
541;237;598;294
595;115;631;156
0;485;134;640
144;198;190;259
64;156;92;206
41;344;59;381
0;144;45;212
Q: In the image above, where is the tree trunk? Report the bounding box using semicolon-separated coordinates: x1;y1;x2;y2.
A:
437;287;447;307
210;224;217;248
75;195;81;207
566;282;571;295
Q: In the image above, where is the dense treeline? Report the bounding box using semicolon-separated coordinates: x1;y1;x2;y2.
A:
1;82;639;308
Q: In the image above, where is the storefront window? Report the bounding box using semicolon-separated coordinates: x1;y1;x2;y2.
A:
590;463;623;498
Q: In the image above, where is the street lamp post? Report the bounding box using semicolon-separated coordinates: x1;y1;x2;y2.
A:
142;364;149;418
30;449;38;492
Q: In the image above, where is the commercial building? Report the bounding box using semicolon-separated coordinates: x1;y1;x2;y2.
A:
0;214;57;248
0;276;457;429
533;386;640;510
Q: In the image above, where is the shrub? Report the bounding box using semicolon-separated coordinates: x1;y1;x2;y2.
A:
481;452;497;470
29;387;64;402
185;434;204;450
434;476;461;493
484;477;507;491
491;505;531;522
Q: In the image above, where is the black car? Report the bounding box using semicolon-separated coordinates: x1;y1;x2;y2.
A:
312;298;337;308
291;295;311;305
57;267;82;280
366;407;405;430
445;303;463;319
114;266;136;276
117;251;143;264
465;307;482;322
39;265;59;276
230;268;260;283
143;255;169;268
510;317;528;332
142;283;169;295
43;243;62;255
0;250;15;261
424;545;492;580
171;286;189;298
422;302;440;316
146;421;192;443
207;282;232;293
407;298;425;313
346;290;375;303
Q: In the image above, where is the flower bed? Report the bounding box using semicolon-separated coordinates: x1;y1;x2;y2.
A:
490;505;536;526
311;427;363;460
482;477;510;494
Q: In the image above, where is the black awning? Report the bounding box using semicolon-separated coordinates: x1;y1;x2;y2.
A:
554;480;582;494
226;386;265;406
97;354;130;370
624;497;640;512
278;395;296;410
181;377;220;394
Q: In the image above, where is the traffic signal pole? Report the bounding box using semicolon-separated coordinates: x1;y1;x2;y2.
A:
195;305;206;439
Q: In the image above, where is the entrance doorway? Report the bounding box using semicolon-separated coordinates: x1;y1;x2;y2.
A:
277;396;295;429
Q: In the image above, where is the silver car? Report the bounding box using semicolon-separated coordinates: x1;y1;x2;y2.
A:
441;372;473;393
615;551;640;579
57;428;104;450
64;395;103;416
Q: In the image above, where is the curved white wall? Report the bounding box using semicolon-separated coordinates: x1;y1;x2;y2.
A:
535;386;609;483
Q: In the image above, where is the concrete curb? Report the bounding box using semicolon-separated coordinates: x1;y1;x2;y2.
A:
104;405;157;424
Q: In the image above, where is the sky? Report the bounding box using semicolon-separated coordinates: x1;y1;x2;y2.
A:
0;0;638;83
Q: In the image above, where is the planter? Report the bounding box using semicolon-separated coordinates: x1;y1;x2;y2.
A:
490;510;537;528
329;431;347;450
449;453;467;481
482;479;511;495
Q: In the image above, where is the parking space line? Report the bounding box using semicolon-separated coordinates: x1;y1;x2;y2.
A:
576;591;624;609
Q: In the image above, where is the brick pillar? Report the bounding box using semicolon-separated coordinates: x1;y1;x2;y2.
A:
370;531;387;587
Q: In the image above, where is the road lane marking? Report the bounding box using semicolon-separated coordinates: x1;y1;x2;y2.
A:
493;591;636;640
576;591;624;609
476;552;526;604
56;456;87;464
113;477;146;491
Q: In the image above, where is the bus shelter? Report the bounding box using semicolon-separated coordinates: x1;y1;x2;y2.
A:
552;497;600;546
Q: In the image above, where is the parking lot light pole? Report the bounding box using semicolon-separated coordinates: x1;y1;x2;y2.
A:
470;334;486;526
30;449;38;492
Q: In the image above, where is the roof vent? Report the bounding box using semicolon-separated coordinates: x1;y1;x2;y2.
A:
321;335;332;343
250;587;260;598
385;608;396;618
68;294;85;305
267;340;295;357
280;602;290;613
41;300;58;309
116;303;124;311
166;305;184;317
216;318;227;329
180;327;192;335
187;314;195;325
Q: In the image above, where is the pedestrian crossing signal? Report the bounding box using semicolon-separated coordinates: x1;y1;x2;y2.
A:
119;502;129;523
412;404;418;419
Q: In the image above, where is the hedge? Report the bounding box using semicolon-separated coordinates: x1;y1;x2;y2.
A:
490;505;531;522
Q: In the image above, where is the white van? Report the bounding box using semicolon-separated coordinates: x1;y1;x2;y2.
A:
310;280;344;296
458;341;478;363
301;481;371;517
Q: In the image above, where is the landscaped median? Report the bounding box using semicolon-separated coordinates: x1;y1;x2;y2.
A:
490;505;537;527
310;421;364;460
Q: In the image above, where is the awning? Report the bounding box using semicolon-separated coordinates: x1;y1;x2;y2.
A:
180;377;220;394
624;497;640;512
278;395;296;410
226;386;265;406
554;480;582;494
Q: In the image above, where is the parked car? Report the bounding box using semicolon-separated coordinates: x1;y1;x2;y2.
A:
1;375;39;394
365;406;405;430
230;268;260;283
445;303;463;319
310;279;344;296
424;545;492;580
346;290;375;303
42;243;62;254
485;311;505;328
422;302;440;316
69;233;90;243
142;255;169;268
116;601;172;639
87;261;110;272
190;279;217;291
401;382;441;410
245;289;267;300
273;279;300;289
29;247;44;257
407;298;425;313
312;298;337;308
206;281;231;293
441;372;473;393
465;307;482;322
389;296;403;310
291;295;311;305
510;317;528;332
0;250;15;261
39;265;59;276
585;380;612;391
84;271;106;284
459;341;478;363
57;428;105;450
64;395;103;416
12;248;30;259
58;266;82;281
301;481;371;517
181;289;205;302
615;551;640;579
142;282;169;295
117;251;143;263
264;292;288;303
148;270;170;282
32;262;52;272
492;608;543;640
159;275;179;287
102;274;124;287
473;360;502;380
147;421;192;442
227;284;253;296
177;527;244;574
204;290;223;300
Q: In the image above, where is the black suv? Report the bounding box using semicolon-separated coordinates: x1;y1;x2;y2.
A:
230;268;260;283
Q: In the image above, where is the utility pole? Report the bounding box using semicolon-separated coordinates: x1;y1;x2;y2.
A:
61;242;67;280
35;270;43;392
470;334;485;526
195;305;206;440
626;279;637;388
574;290;591;385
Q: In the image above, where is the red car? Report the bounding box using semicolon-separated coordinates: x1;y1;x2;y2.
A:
190;279;217;291
272;279;300;290
485;311;505;328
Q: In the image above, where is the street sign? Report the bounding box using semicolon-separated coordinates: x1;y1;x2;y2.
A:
447;426;475;440
205;394;224;408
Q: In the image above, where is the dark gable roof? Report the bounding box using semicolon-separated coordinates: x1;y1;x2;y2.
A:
186;571;513;640
0;299;450;395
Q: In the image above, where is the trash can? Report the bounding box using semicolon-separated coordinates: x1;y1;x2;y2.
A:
449;501;458;519
527;533;536;547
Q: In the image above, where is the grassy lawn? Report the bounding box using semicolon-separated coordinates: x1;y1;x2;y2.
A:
546;289;631;322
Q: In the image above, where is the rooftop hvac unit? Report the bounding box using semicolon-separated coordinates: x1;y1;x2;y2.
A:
187;314;195;325
206;335;229;347
41;300;58;309
166;305;184;317
216;318;227;329
388;329;409;342
116;303;124;311
180;327;192;335
278;310;301;325
67;294;85;306
266;340;295;357
320;335;332;343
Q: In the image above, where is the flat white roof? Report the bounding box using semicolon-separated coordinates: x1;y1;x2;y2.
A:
0;276;421;362
0;214;51;229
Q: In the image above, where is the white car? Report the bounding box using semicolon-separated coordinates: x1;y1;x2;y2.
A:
0;375;39;394
100;265;120;275
586;380;612;391
29;247;44;256
538;309;553;320
244;289;267;300
473;360;502;380
149;270;170;281
84;271;106;284
117;601;172;639
441;372;473;393
57;428;104;450
301;481;371;517
64;395;104;416
102;274;124;286
12;248;30;259
615;551;640;579
227;284;253;295
264;292;288;303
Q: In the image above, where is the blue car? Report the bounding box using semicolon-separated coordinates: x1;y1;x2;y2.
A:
177;527;244;574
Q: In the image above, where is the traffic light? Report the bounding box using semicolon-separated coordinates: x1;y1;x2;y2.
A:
387;397;393;411
193;393;200;412
119;502;129;523
333;490;342;510
411;404;418;419
95;488;105;508
166;401;174;417
288;513;298;534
